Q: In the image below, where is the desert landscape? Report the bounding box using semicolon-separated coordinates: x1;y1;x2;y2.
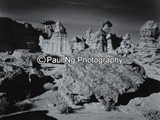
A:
0;0;160;120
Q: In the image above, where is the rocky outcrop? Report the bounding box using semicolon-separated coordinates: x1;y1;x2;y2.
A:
10;49;42;72
85;20;113;52
135;21;160;60
60;50;145;110
140;20;160;40
54;21;67;34
70;36;89;52
131;21;160;81
120;93;160;120
39;20;70;55
86;28;94;41
40;20;55;39
133;59;160;81
117;33;134;57
86;30;122;53
0;50;55;100
75;20;123;53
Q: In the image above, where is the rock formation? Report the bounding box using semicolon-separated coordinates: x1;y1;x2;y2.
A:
117;33;134;57
70;36;89;52
1;17;160;119
135;21;160;60
78;20;122;53
60;50;146;110
102;20;113;33
39;20;70;55
86;28;94;41
120;93;160;120
54;21;67;34
140;20;160;40
0;50;55;101
10;49;42;72
132;21;160;81
41;20;55;38
86;20;114;52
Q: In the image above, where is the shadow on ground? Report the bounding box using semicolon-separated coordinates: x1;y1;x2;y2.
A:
0;110;57;120
116;78;160;105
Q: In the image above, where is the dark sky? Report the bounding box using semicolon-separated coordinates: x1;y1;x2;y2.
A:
0;0;160;43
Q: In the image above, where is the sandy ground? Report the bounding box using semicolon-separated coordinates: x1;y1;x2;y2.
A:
30;90;146;120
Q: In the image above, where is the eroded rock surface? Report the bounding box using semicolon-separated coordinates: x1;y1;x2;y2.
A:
120;93;160;120
131;21;160;81
60;50;145;110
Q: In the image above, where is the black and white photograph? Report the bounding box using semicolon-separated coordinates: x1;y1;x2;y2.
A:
0;0;160;120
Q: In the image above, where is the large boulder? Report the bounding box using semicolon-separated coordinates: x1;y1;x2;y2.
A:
60;50;146;110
